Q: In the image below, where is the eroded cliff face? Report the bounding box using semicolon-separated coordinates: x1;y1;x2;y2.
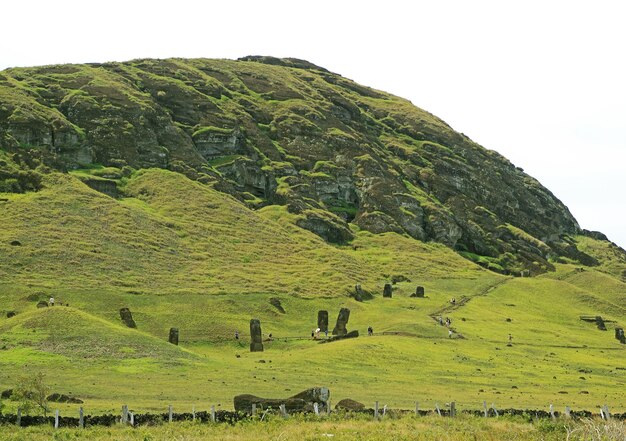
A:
0;56;588;274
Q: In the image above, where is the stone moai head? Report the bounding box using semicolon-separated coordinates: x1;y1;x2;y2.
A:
318;310;329;332
332;308;350;336
383;283;392;298
250;319;264;352
169;327;179;345
416;286;425;297
616;327;625;343
119;308;137;328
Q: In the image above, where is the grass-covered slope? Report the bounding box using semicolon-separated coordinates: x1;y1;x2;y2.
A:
0;170;624;413
0;57;609;273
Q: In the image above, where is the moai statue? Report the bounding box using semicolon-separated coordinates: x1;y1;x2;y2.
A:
169;328;179;345
332;308;350;336
415;286;425;297
595;316;607;331
317;310;329;332
119;308;137;328
250;319;264;352
383;283;392;298
616;328;625;344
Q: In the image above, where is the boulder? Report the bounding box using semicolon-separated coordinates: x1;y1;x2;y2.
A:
335;398;365;411
234;387;330;413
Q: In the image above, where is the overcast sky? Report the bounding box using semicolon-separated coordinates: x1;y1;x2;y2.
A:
1;0;624;248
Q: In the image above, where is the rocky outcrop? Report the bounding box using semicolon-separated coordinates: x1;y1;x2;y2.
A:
0;57;599;274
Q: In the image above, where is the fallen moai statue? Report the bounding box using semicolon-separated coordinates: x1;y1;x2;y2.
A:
234;387;330;413
319;330;359;344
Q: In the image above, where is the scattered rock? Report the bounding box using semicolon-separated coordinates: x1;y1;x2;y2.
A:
10;240;21;246
335;398;365;411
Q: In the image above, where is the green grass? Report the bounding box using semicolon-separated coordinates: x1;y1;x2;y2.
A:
0;414;623;441
0;170;624;415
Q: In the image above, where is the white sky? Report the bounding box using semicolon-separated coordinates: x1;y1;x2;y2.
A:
1;0;624;248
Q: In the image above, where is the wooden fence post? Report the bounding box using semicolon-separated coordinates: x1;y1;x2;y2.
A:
168;405;173;423
415;401;419;416
492;403;499;417
79;407;84;429
251;403;257;416
603;405;611;420
549;404;555;420
279;404;288;418
483;401;488;417
210;405;216;423
129;412;134;426
435;403;442;417
54;409;59;429
327;398;331;415
374;401;379;419
450;402;456;418
600;407;605;420
121;405;129;425
16;407;21;427
192;405;195;422
314;402;319;416
382;404;387;417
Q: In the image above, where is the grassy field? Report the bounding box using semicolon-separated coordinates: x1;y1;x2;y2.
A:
0;170;624;416
1;415;625;441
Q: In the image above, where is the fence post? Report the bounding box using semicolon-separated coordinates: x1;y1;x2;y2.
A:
327;398;331;415
192;405;195;422
492;403;499;417
168;405;173;423
314;402;319;416
54;409;59;429
549;404;555;420
251;403;257;416
450;402;456;418
564;406;571;418
483;401;488;417
435;403;442;417
603;405;611;420
415;401;419;416
600;407;605;420
79;407;84;429
16;407;21;427
374;401;379;419
121;405;129;425
129;412;134;426
210;405;216;423
279;404;288;418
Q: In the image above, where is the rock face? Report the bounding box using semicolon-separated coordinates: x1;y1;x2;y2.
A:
250;319;264;352
317;310;329;332
168;328;179;345
332;308;350;336
0;57;602;274
233;387;330;413
119;308;137;328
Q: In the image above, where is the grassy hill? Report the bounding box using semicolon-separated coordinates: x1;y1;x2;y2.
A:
0;169;624;414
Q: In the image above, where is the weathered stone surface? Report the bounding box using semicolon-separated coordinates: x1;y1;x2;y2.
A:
233;387;330;413
383;283;393;298
335;398;365;411
595;316;607;331
119;308;137;328
317;310;329;332
168;327;179;345
250;318;264;352
411;286;425;298
332;308;350;336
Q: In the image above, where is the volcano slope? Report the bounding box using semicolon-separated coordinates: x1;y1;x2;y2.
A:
0;57;624;414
